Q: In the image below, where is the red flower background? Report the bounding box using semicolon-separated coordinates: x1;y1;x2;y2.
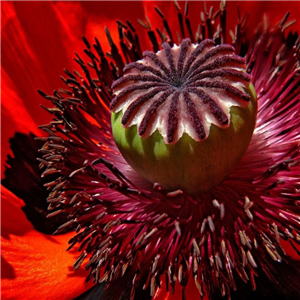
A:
1;1;300;300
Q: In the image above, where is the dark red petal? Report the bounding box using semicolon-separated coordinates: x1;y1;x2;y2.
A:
1;70;40;178
1;187;32;239
143;1;300;38
74;277;152;300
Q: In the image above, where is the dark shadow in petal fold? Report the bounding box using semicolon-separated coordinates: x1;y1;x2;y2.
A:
1;255;16;279
211;257;300;300
2;132;68;234
74;273;151;300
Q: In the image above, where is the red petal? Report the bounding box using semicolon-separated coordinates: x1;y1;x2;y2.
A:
1;70;40;178
1;186;94;299
241;1;300;31
1;186;33;238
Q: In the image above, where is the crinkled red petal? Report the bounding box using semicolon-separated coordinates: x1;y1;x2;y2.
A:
1;187;94;300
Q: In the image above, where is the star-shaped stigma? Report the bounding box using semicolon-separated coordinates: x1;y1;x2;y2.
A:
111;38;251;144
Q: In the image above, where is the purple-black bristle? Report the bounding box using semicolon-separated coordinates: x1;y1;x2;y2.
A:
110;83;162;110
196;81;251;102
142;50;172;76
112;74;167;89
121;87;171;126
181;39;215;76
167;91;181;143
190;69;251;84
177;39;191;76
188;87;229;125
162;42;176;74
183;45;236;79
138;89;174;136
183;90;206;140
124;62;168;80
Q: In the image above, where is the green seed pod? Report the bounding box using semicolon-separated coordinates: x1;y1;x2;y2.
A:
110;39;258;194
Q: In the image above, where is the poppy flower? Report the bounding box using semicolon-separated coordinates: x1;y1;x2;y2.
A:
1;1;300;300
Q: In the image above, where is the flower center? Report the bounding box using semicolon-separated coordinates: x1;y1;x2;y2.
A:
110;39;257;194
170;77;184;88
